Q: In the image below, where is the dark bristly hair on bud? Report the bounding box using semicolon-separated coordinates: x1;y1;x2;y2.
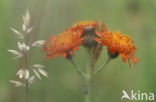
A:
81;26;98;48
66;52;73;60
108;51;119;59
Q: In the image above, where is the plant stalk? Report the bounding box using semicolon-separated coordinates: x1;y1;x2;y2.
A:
85;71;91;102
84;48;93;102
93;57;111;75
26;80;29;102
24;52;29;102
68;58;85;80
24;31;29;102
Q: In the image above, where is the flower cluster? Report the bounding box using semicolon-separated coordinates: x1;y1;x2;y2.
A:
9;10;48;87
43;20;139;67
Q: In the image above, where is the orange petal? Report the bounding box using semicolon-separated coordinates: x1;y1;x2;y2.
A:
73;47;80;50
128;58;131;68
69;50;74;55
62;52;67;58
95;30;102;37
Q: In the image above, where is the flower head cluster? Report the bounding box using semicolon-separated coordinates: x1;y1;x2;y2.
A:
43;20;100;60
8;10;47;87
95;31;140;67
43;30;85;61
43;20;139;67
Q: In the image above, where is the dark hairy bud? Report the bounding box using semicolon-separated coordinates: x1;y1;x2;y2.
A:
108;51;119;59
81;26;98;48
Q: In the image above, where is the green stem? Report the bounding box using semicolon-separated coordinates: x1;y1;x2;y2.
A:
84;48;93;102
24;52;29;102
24;29;29;102
68;58;85;80
26;80;29;102
93;57;111;75
85;72;91;102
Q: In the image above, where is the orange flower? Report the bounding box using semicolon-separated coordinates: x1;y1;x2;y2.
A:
43;30;85;61
70;20;98;34
95;31;140;67
70;20;107;47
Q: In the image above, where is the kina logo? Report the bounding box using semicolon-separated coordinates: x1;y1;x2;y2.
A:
121;90;154;101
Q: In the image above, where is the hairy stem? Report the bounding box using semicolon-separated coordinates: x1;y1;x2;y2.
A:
85;68;92;102
84;48;93;102
93;57;111;75
68;58;85;79
85;80;91;102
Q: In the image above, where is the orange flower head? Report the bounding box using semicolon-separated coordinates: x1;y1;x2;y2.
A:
70;20;98;35
43;30;85;61
70;20;107;47
95;31;140;67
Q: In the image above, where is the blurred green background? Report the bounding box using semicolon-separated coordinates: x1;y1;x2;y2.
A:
0;0;156;102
